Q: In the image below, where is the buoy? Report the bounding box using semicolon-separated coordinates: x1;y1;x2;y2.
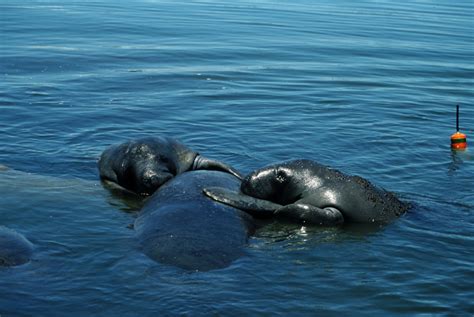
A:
451;105;467;150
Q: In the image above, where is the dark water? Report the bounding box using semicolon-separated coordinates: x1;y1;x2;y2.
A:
1;0;473;315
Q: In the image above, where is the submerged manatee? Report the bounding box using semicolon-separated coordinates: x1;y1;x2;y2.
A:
135;171;255;271
0;226;34;267
204;159;409;226
99;137;242;196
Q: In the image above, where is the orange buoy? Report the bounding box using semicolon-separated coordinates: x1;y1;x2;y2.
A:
451;105;468;150
451;131;467;150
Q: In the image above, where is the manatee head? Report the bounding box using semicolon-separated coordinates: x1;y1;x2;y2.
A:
241;164;296;204
99;137;196;196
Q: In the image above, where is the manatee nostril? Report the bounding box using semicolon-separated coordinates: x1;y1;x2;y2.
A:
276;174;285;183
276;169;286;183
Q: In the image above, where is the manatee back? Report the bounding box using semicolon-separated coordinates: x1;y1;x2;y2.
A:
0;226;34;267
317;172;409;223
135;171;254;271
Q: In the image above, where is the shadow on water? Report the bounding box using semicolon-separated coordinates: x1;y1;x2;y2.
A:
448;148;473;175
101;180;146;214
254;218;387;245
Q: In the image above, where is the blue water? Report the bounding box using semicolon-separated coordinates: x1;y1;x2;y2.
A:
1;0;473;315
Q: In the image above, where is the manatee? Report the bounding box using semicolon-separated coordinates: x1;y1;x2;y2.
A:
0;226;34;267
135;170;256;271
99;137;242;196
204;159;409;226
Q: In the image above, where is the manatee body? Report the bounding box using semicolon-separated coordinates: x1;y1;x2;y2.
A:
0;226;34;267
135;170;255;271
99;137;241;196
204;159;409;226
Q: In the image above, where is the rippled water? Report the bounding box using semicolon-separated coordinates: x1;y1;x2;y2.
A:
1;0;473;316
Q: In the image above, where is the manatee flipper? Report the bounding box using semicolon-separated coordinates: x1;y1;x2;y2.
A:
274;204;344;226
205;188;344;225
193;155;243;180
203;187;282;218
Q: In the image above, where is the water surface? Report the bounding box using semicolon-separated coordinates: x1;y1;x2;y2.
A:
1;0;473;316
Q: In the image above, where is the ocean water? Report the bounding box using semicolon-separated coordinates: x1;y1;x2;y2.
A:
1;0;473;316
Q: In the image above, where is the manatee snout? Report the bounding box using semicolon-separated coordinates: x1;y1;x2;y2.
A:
135;164;175;196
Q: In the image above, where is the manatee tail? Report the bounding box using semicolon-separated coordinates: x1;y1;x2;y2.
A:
203;187;282;218
192;155;243;179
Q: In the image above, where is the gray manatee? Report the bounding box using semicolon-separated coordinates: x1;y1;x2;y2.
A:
135;170;255;271
0;166;34;267
0;226;34;267
99;137;242;196
204;159;409;226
